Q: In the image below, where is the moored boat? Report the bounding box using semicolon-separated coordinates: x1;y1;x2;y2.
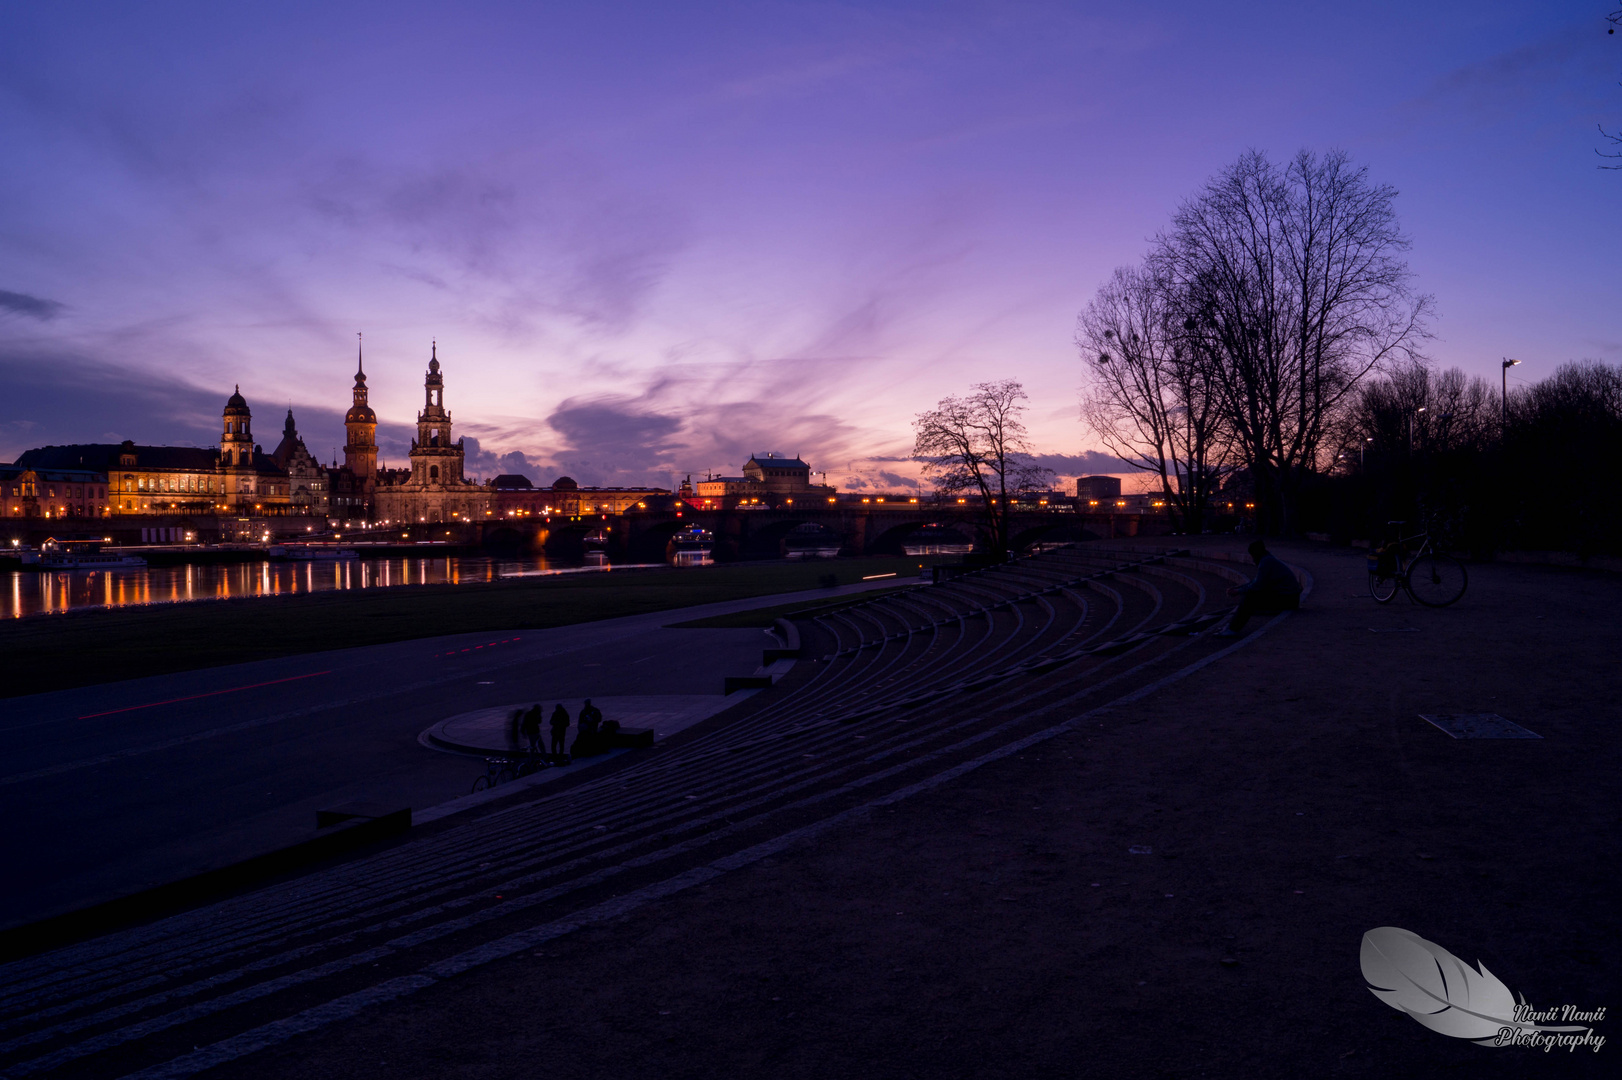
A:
22;541;147;570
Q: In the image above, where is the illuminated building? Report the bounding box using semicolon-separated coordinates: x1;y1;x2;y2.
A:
372;345;492;524
1074;475;1122;501
693;453;835;506
0;465;108;518
14;389;298;516
271;409;328;516
487;474;668;518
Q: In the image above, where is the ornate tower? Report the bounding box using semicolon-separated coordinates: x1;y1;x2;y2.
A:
409;342;463;488
220;385;256;511
343;334;378;484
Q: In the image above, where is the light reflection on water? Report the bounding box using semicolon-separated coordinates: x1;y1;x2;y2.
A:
2;555;583;619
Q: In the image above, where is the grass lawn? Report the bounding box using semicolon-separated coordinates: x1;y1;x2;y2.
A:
0;557;945;699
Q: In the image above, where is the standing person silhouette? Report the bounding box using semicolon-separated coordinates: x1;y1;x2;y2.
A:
549;702;572;756
520;704;543;753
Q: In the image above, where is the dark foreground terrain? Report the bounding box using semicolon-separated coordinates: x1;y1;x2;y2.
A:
234;545;1617;1079
2;542;1614;1079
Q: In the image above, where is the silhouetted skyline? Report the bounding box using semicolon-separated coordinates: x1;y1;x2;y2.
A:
2;2;1617;490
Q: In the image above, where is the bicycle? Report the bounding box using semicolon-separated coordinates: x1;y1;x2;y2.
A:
469;754;550;793
1367;522;1468;607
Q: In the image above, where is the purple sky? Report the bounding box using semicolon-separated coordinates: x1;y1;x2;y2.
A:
1;2;1617;492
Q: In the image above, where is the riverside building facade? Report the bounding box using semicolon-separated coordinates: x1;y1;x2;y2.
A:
6;341;678;529
13;387;303;517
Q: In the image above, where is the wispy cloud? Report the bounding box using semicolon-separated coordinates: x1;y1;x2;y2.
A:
1396;22;1611;126
0;290;65;321
1027;450;1134;477
0;343;358;465
304;154;690;337
0;345;223;461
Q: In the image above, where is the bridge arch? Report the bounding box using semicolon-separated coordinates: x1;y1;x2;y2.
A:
738;517;849;559
1009;519;1100;552
538;520;596;558
481;525;535;556
863;518;985;556
628;518;702;563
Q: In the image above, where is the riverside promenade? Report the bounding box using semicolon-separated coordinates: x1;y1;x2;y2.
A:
0;577;901;934
1;542;1616;1079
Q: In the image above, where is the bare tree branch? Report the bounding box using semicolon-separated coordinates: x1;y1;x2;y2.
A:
1075;264;1231;531
1604;9;1622;167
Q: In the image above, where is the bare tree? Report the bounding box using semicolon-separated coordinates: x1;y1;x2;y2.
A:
1155;149;1432;534
1424;368;1497;453
913;380;1052;559
1339;364;1494;462
1076;263;1229;531
1604;8;1622;168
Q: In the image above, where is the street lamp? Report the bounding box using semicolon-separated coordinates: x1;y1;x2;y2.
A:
1501;358;1521;426
1409;406;1426;454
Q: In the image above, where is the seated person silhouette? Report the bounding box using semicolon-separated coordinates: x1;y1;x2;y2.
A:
571;702;602;757
1213;539;1301;637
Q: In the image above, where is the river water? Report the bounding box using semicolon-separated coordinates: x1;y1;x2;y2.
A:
1;554;604;619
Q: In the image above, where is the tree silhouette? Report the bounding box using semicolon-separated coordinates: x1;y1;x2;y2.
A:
913;381;1052;559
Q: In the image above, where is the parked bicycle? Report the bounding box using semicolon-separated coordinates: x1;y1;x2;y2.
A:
469;754;550;793
1367;522;1468;607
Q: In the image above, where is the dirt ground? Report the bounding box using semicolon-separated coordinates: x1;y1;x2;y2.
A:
221;543;1620;1079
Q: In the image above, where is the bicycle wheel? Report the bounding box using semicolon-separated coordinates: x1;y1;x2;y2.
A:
470;774;489;793
495;766;516;785
1406;554;1467;607
1368;571;1399;603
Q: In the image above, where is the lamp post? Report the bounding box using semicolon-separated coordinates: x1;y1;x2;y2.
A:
1408;406;1426;455
1501;358;1521;427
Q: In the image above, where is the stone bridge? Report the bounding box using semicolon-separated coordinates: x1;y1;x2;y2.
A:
478;505;1170;561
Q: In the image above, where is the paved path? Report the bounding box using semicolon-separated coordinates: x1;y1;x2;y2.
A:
0;579;893;931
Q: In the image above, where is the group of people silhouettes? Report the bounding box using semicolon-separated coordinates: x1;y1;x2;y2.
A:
510;699;618;760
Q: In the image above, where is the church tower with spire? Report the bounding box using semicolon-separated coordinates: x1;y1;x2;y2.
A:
344;334;378;486
409;341;463;488
368;340;492;525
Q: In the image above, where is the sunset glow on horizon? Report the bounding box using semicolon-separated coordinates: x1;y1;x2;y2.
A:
2;2;1617;493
